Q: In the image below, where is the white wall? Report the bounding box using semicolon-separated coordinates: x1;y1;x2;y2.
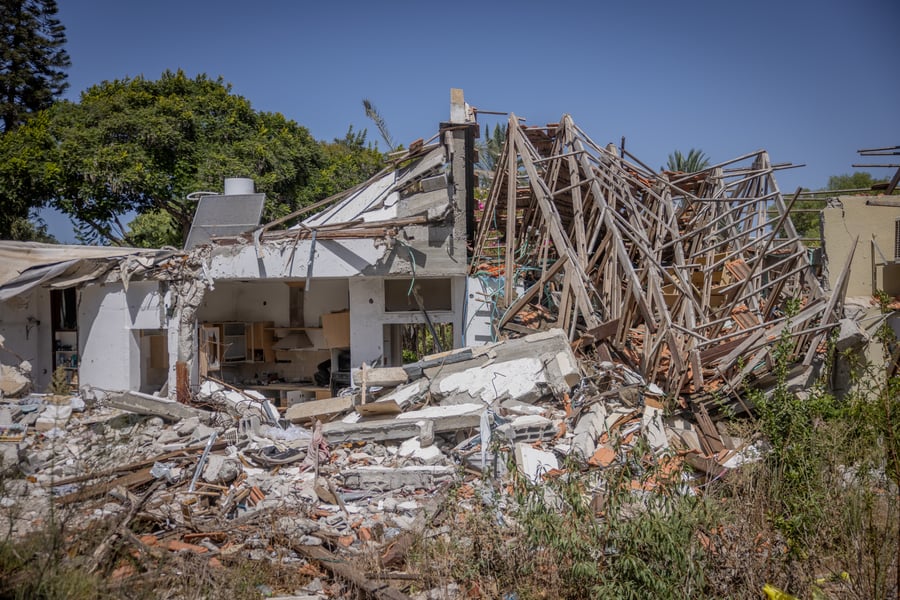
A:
303;279;350;348
348;278;384;367
206;234;467;281
0;287;53;390
463;276;497;347
78;281;163;392
197;281;290;325
347;276;468;369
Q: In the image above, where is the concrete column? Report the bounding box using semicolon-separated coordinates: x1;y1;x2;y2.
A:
169;280;206;403
348;278;384;368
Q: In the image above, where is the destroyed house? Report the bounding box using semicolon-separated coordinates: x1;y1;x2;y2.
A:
0;90;488;405
0;91;881;412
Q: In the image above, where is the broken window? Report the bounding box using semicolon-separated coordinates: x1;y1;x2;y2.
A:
384;278;452;312
139;329;168;393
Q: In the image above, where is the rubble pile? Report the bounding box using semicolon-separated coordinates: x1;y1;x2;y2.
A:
471;115;843;409
0;328;764;598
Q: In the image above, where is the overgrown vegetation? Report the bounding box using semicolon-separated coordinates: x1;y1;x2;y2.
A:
46;365;69;396
3;314;897;598
0;522;311;600
0;467;313;600
409;298;899;599
410;450;720;599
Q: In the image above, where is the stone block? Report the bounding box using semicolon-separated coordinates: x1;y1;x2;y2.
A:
496;415;556;444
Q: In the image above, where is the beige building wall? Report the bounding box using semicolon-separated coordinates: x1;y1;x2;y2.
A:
822;195;900;298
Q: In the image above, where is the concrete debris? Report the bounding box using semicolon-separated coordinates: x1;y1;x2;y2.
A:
106;390;211;422
202;453;242;484
515;442;559;484
0;328;767;597
426;329;581;406
341;465;456;491
0;360;31;398
323;403;484;444
834;317;868;352
354;366;409;387
286;396;354;422
34;402;72;432
3;100;883;597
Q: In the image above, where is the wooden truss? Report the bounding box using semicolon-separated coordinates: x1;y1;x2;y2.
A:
471;115;843;398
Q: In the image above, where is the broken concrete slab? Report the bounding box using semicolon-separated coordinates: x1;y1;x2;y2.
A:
285;396;354;422
323;419;428;444
515;443;559;484
35;404;72;432
352;366;408;387
203;454;242;484
0;361;31;397
340;465;456;491
374;379;428;410
0;441;18;470
106;391;211;422
397;437;445;465
427;329;581;406
496;415;556;444
400;348;483;381
835;317;868;352
322;403;484;444
355;400;402;417
571;403;607;460
641;401;669;454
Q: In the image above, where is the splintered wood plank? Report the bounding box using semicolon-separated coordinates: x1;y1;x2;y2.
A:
569;128;654;330
693;404;725;453
294;544;412;600
498;256;567;329
802;236;857;366
556;267;573;331
57;468;154;505
503;125;518;307
511;118;598;328
562;125;588;264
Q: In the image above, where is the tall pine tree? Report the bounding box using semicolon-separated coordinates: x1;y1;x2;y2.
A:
0;0;70;133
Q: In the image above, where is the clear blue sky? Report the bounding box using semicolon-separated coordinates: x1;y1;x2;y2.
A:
41;0;900;243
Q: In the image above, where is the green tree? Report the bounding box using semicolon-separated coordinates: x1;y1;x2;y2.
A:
298;126;384;205
0;108;56;238
125;210;180;249
665;148;710;172
0;0;69;133
827;171;885;192
7;211;55;242
0;70;323;245
788;194;823;244
790;172;889;244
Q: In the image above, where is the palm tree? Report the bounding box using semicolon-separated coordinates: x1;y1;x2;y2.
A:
476;123;507;186
665;148;710;173
362;98;397;151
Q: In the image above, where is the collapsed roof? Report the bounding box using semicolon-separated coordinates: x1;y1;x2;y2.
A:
0;241;176;302
471;114;841;400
